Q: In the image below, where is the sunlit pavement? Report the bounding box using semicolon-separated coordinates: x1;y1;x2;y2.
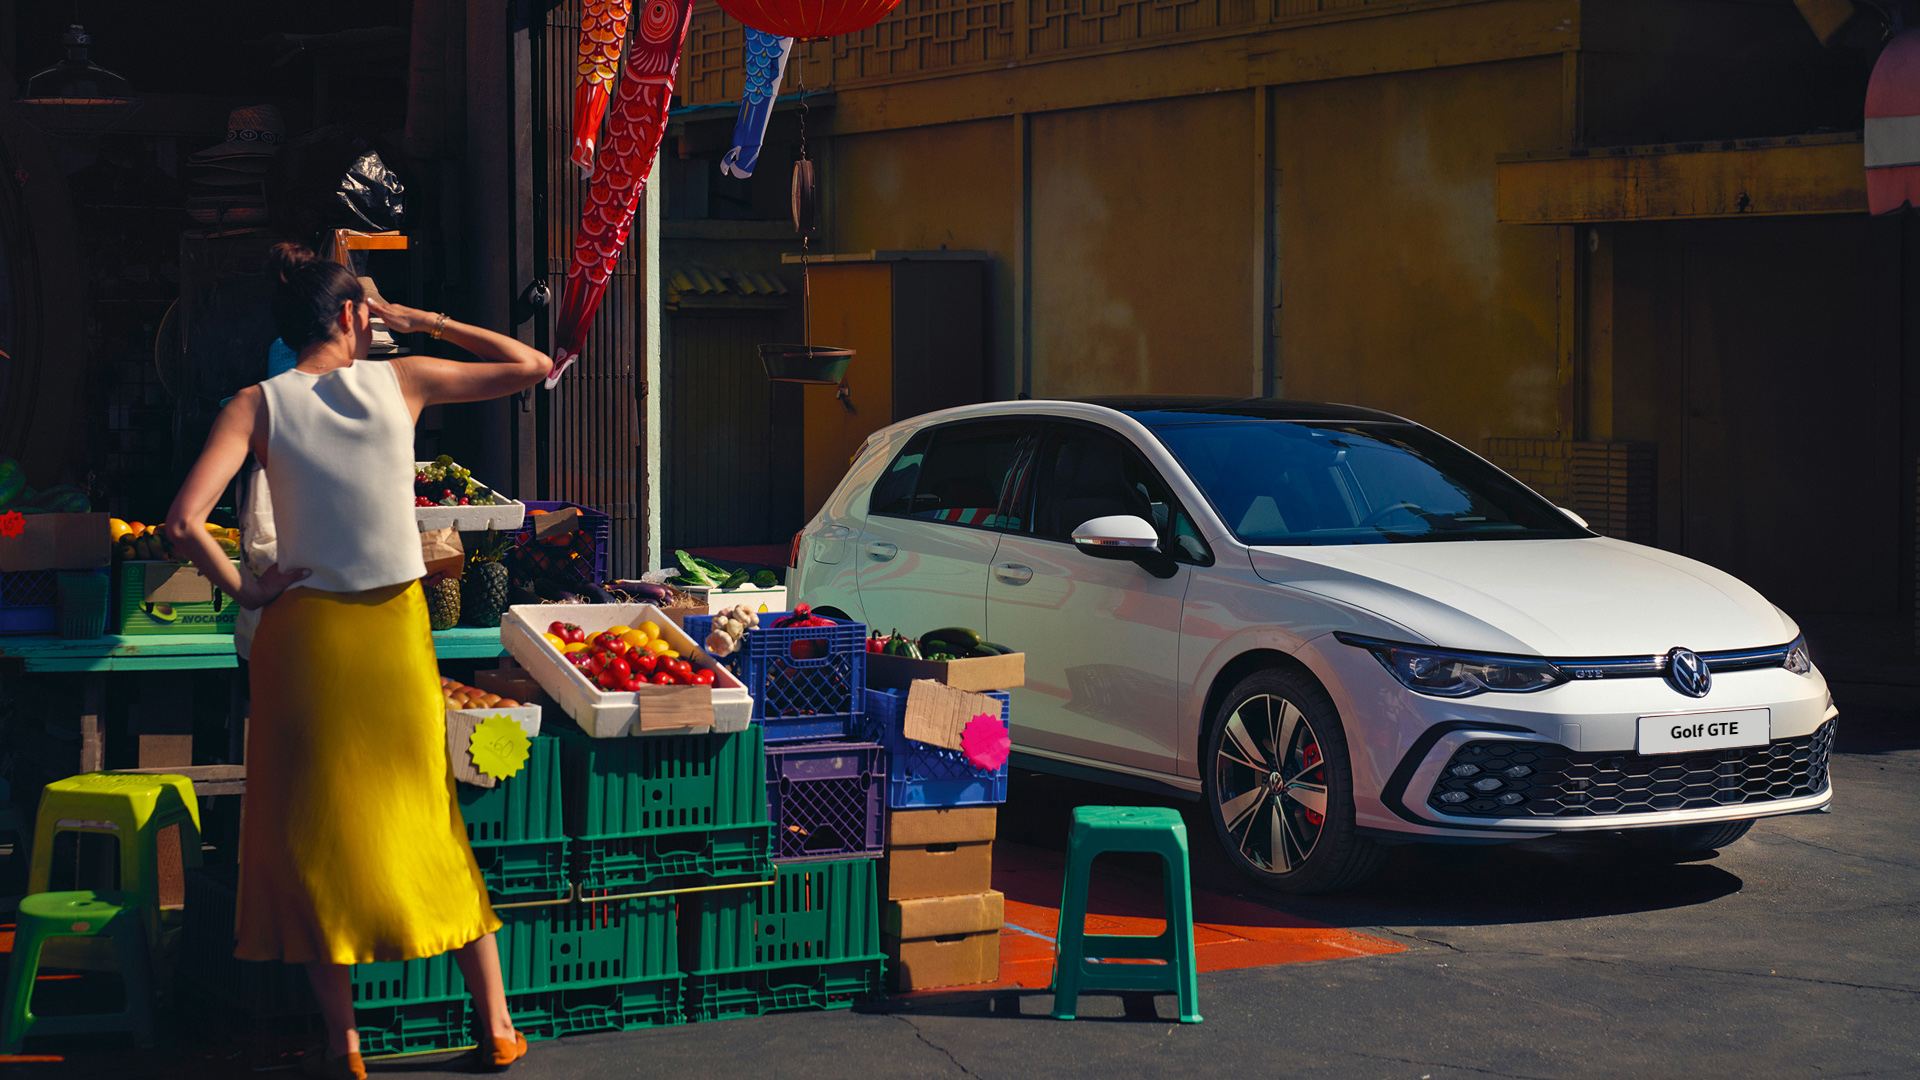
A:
11;696;1919;1078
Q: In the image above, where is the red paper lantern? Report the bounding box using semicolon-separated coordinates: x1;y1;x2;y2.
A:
714;0;904;39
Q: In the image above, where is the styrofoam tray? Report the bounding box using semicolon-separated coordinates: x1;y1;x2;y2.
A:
413;461;527;533
448;704;542;739
679;583;788;615
501;602;752;738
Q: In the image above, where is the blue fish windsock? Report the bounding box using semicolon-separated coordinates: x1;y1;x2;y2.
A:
720;29;794;180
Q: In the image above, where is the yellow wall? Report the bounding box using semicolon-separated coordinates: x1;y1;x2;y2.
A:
829;120;1019;398
799;263;894;514
1271;57;1567;447
1029;94;1258;397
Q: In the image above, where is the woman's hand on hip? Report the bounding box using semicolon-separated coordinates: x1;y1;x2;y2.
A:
241;563;311;610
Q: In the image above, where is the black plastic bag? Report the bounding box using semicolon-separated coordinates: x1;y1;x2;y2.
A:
269;125;406;235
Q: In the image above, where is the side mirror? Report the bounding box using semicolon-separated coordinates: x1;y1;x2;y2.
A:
1557;506;1590;529
1071;515;1162;559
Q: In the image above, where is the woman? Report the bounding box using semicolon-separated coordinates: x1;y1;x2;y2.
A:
164;243;551;1078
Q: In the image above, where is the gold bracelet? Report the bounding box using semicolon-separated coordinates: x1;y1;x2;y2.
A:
430;312;450;340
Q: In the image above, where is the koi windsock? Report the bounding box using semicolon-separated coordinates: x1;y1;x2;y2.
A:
550;0;694;388
719;28;794;180
570;0;633;174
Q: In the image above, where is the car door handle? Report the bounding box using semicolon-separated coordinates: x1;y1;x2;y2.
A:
867;541;898;561
823;525;853;539
994;562;1034;585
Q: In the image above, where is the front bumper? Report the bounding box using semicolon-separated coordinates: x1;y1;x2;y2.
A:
1299;634;1838;838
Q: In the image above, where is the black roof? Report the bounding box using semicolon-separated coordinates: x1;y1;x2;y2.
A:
1076;396;1411;425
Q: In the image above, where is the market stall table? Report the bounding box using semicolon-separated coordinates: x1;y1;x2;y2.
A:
0;628;508;790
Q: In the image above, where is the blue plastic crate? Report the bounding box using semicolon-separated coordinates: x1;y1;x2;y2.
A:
855;689;1011;809
0;569;57;635
686;612;866;742
511;500;612;585
765;741;886;862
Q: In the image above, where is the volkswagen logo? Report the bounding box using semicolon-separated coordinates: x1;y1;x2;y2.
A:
1665;647;1712;698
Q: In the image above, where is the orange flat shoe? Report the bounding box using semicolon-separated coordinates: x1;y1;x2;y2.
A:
471;1032;529;1072
300;1049;367;1080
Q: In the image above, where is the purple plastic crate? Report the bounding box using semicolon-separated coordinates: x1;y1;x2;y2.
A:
511;500;612;585
688;612;866;743
856;689;1010;810
0;569;58;635
764;741;886;863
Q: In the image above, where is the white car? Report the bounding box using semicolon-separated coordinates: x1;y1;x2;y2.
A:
790;399;1837;892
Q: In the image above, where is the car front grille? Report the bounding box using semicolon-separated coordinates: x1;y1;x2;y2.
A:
1426;721;1834;818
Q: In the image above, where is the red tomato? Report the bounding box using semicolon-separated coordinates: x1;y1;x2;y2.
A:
669;659;693;679
595;632;626;654
652;671;676;686
597;668;624;691
548;620;569;637
690;669;715;687
630;654;657;676
607;657;631;681
566;625;587;645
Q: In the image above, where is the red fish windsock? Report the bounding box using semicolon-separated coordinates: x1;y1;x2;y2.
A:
571;0;633;175
550;0;694;388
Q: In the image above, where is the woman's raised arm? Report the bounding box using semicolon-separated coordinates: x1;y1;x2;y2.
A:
377;299;552;413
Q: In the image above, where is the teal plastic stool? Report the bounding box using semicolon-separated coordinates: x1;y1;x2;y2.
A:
1049;806;1202;1023
0;891;156;1053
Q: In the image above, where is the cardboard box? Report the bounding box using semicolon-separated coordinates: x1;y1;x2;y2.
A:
889;807;998;847
884;889;1004;939
0;513;110;573
867;650;1025;692
886;841;993;901
114;560;239;635
889;931;1001;992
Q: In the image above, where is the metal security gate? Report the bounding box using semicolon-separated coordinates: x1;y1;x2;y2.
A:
516;0;646;578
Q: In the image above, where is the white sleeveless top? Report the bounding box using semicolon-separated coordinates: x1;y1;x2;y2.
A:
259;362;426;594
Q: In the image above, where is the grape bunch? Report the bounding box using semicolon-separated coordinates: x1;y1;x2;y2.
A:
414;455;503;508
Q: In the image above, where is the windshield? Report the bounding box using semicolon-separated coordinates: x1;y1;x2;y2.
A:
1148;420;1590;546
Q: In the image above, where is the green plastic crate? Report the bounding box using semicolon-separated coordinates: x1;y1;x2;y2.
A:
560;726;767;840
573;823;773;897
686;858;883;974
508;976;684;1041
684;958;887;1023
114;559;240;635
356;998;472;1058
499;896;678;995
460;733;565;845
470;838;572;904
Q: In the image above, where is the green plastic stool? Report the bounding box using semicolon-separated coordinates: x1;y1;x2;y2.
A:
0;890;156;1053
1049;806;1202;1023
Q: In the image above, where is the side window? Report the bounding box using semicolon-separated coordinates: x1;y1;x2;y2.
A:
872;422;1032;531
868;429;930;516
1032;425;1210;563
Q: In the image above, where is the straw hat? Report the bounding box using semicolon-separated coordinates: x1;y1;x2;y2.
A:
190;104;285;163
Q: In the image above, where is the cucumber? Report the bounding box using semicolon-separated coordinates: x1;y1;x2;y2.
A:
751;569;779;588
921;626;983;653
721;568;751;590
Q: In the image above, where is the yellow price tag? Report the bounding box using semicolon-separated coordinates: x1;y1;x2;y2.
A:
468;714;531;781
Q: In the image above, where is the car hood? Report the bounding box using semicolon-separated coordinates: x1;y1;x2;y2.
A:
1249;537;1795;656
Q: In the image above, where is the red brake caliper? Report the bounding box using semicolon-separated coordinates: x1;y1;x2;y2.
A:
1299;743;1325;826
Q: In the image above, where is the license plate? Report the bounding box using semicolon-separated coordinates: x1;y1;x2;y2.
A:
1637;709;1770;756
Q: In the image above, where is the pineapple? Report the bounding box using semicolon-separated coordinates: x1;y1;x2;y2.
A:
461;530;514;628
426;575;462;630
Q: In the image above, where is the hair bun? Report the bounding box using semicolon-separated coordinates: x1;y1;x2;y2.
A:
266;241;320;284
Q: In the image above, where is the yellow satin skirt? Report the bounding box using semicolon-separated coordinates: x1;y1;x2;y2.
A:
237;580;500;965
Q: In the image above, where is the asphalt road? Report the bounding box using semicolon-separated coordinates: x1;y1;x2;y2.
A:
427;696;1920;1080
31;696;1919;1078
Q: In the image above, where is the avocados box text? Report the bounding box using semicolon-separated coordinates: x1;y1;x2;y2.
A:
115;560;239;635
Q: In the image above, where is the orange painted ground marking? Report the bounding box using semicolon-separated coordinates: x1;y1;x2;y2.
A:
977;841;1402;990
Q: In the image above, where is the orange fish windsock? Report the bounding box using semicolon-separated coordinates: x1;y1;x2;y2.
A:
550;0;694;388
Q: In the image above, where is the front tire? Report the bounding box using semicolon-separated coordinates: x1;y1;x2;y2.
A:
1201;667;1384;894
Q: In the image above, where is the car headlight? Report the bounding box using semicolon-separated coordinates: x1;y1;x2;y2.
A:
1336;634;1566;697
1783;635;1813;676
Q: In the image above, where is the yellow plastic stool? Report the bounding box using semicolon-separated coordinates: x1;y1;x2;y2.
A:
29;773;202;949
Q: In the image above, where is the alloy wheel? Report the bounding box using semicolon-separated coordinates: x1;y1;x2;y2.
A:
1213;693;1328;873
